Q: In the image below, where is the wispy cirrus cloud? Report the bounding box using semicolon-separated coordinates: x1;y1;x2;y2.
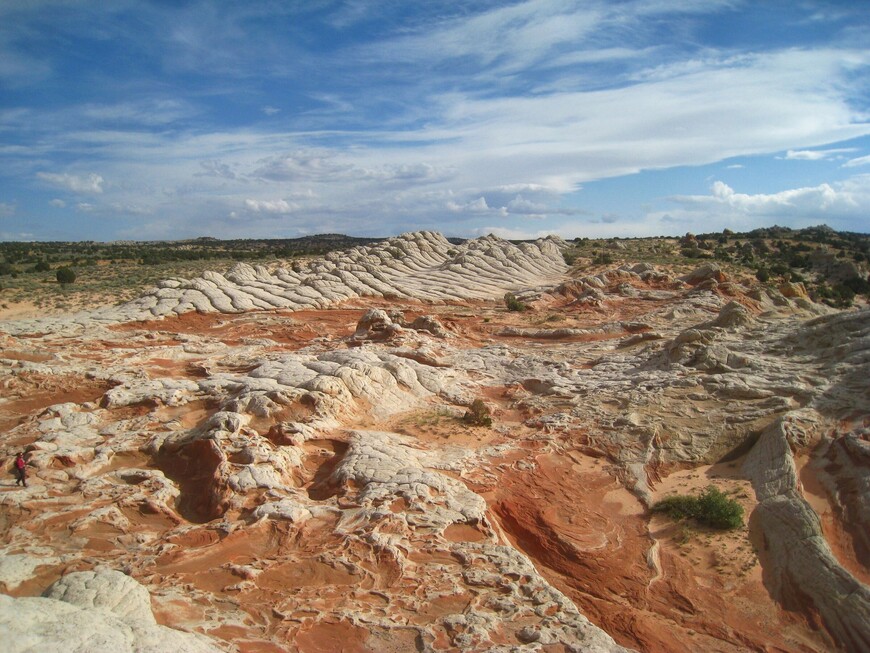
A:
785;148;857;160
843;154;870;168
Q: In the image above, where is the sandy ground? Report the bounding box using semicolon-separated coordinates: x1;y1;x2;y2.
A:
0;301;42;320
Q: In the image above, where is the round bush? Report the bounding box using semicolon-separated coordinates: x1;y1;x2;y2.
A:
56;267;76;285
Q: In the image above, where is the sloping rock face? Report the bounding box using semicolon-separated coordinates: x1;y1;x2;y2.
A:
1;232;868;652
1;569;222;653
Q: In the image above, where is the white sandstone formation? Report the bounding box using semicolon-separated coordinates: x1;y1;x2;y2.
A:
1;569;224;653
128;232;567;321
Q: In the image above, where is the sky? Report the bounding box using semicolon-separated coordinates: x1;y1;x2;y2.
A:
1;0;869;242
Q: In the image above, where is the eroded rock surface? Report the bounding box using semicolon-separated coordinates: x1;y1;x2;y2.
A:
1;232;868;652
1;569;222;653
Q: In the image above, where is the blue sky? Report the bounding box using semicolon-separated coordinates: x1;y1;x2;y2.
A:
1;0;869;241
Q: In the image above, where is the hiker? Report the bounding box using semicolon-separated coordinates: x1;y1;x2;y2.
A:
13;452;27;487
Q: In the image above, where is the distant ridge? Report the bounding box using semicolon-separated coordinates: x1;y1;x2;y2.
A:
113;231;568;320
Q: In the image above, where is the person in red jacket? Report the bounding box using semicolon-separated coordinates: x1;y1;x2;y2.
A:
13;452;26;487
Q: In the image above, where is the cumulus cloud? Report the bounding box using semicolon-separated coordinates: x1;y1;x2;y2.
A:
49;198;65;208
244;198;300;214
36;172;104;194
507;195;549;215
262;105;280;115
705;180;859;214
652;176;870;232
443;191;588;220
447;196;506;216
368;163;451;185
0;201;15;217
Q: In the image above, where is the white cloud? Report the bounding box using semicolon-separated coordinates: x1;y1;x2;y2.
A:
652;175;870;232
15;39;870;240
0;201;15;217
36;172;104;194
447;196;506;216
49;198;65;208
0;44;51;85
473;225;552;240
507;195;549;215
367;163;450;185
197;159;237;179
76;202;95;212
843;154;870;168
110;202;152;215
785;147;857;161
726;164;744;169
703;180;859;214
244;198;300;214
366;0;734;78
251;151;357;182
4;2;870;240
78;99;195;126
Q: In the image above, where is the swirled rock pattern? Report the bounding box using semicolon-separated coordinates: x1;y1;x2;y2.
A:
0;232;567;337
0;232;868;652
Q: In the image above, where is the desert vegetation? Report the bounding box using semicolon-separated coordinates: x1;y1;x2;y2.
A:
652;486;745;530
560;224;870;308
462;398;493;427
503;292;529;312
0;234;388;313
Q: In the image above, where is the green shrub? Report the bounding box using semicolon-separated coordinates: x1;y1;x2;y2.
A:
462;399;492;427
652;486;744;530
56;267;76;285
504;292;528;312
755;268;770;282
842;275;870;298
815;283;856;308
